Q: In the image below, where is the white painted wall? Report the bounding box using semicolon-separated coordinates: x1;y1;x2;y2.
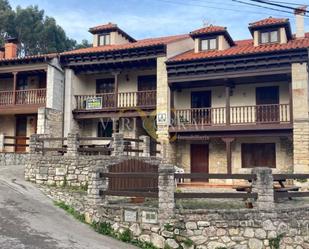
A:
166;37;194;59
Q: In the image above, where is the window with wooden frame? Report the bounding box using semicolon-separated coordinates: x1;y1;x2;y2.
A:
96;78;115;93
200;37;218;51
260;30;279;44
241;143;276;168
98;33;111;46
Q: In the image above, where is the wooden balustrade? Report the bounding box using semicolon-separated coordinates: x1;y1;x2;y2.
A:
0;89;46;106
75;90;156;111
174;104;290;126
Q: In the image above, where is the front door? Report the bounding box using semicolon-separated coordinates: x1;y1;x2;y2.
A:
191;144;209;182
15;116;27;152
256;86;279;123
191;91;211;124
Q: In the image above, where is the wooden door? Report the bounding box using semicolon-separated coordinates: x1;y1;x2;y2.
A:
15;116;27;152
191;144;209;182
256;86;279;122
137;75;156;106
191;91;211;124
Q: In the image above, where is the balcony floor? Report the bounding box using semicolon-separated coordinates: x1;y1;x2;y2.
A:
0;104;45;115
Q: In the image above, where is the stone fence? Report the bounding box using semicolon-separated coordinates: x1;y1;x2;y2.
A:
80;165;309;249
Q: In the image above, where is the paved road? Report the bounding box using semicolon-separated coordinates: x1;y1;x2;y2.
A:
0;165;136;249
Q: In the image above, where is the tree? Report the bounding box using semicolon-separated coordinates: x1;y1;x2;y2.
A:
74;39;91;49
0;0;88;56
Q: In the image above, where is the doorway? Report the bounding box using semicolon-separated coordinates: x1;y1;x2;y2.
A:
256;86;279;122
190;144;209;182
191;91;212;124
15;116;27;152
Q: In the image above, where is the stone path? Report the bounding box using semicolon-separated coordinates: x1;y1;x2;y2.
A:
0;165;136;249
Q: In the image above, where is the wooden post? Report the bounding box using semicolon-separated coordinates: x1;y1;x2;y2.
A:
113;72;120;109
289;81;293;123
170;87;175;125
222;137;235;174
12;71;18;104
225;85;230;125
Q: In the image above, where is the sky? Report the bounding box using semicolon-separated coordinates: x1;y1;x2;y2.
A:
9;0;309;43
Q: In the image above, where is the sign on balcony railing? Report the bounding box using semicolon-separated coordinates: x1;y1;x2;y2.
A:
86;97;103;110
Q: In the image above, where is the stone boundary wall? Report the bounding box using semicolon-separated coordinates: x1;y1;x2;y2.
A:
0;153;29;166
42;182;309;249
25;154;161;187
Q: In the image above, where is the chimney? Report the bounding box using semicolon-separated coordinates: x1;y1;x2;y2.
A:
4;37;18;59
0;48;4;59
295;5;307;38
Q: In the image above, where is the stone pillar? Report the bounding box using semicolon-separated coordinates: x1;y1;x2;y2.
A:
139;135;150;157
252;167;274;209
112;133;124;156
292;62;309;173
0;133;4;152
66;133;80;157
158;164;175;222
160;138;177;164
29;134;41;154
86;167;108;223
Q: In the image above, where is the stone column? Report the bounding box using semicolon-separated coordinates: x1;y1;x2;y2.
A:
0;134;4;152
29;134;41;154
66;133;80;157
86;167;108;223
160;138;177;164
292;62;309;173
252;167;274;209
112;133;124;156
139;135;150;157
158;164;175;222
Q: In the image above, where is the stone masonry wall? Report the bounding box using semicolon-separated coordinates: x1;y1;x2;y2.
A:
0;153;29;166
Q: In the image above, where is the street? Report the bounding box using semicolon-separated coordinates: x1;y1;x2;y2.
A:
0;165;136;249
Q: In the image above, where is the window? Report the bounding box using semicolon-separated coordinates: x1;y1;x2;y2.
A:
241;143;276;168
99;34;110;46
260;30;279;44
96;78;114;94
200;38;217;51
97;121;113;137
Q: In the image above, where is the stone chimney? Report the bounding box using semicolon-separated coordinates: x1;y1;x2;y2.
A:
4;37;18;59
0;47;4;59
295;6;307;38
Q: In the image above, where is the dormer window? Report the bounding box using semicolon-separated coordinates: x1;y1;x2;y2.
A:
98;34;110;46
200;38;217;51
260;30;279;44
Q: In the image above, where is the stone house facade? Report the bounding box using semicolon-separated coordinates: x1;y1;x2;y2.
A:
1;8;309;175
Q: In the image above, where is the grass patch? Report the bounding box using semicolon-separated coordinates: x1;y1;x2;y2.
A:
54;201;159;249
54;201;85;223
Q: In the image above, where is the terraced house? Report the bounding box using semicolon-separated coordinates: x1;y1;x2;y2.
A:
0;39;64;152
1;7;309;175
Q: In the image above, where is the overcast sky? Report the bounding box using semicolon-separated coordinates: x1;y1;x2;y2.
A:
10;0;309;42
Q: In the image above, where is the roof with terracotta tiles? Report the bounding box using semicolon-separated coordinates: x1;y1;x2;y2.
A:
88;22;118;33
249;17;289;28
168;33;309;63
0;53;57;63
61;34;189;56
190;25;226;36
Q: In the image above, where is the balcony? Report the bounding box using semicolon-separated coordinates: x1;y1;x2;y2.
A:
171;104;292;132
74;90;157;112
0;89;46;113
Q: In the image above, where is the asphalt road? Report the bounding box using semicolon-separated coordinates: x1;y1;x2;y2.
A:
0;165;136;249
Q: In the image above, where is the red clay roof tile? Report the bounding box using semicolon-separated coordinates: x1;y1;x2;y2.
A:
61;34;189;56
249;17;289;28
190;25;226;36
89;22;118;33
168;33;309;62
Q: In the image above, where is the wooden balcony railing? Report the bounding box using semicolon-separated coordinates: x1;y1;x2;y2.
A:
0;89;46;106
174;104;290;126
75;90;157;111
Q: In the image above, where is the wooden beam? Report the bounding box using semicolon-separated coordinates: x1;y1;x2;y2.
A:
289;81;293;124
225;84;230;125
113;72;120;109
222;137;235;174
12;72;17;104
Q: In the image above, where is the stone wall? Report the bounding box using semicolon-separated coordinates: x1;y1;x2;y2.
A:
42;167;309;249
37;107;63;137
0;153;28;166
